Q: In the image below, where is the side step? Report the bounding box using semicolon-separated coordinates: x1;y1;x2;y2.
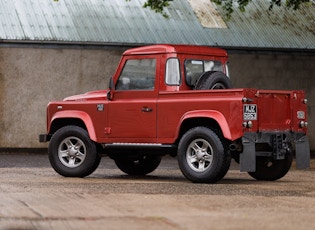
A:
104;143;176;149
103;143;177;157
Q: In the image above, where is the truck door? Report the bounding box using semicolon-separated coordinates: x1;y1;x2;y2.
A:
107;57;158;142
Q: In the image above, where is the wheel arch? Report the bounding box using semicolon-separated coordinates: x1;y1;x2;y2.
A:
49;111;97;142
176;110;233;143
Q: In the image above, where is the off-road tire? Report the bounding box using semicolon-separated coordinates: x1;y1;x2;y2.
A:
194;71;232;90
114;155;162;175
177;127;231;183
49;125;101;177
248;153;293;181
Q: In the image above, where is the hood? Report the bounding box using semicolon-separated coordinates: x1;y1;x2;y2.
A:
63;90;109;101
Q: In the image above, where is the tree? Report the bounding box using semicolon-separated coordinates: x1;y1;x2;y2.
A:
126;0;171;18
212;0;312;18
135;0;312;18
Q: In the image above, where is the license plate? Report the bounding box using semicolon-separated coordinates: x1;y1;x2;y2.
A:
243;104;257;120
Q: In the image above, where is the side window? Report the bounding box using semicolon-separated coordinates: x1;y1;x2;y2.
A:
185;59;224;86
116;59;156;90
165;58;180;86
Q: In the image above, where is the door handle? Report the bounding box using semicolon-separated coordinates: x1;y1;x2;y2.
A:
141;107;153;112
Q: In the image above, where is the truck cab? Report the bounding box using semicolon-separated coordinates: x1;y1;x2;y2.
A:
105;45;231;143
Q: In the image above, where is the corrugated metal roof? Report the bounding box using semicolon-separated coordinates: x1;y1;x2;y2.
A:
0;0;314;50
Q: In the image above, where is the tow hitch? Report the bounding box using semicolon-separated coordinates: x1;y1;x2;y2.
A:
271;134;289;160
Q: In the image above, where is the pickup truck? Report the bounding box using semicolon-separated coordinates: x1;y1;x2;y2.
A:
39;44;310;183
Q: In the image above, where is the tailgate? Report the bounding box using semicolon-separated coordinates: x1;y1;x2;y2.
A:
244;90;308;132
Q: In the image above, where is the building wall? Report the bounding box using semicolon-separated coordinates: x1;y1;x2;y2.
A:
0;46;314;150
0;46;123;148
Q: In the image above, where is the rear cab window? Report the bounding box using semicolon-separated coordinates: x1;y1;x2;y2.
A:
185;59;225;87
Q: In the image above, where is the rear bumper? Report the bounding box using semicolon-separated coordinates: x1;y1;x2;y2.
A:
39;134;51;143
240;132;310;172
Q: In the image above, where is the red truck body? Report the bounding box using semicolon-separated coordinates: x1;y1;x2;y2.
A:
40;45;310;183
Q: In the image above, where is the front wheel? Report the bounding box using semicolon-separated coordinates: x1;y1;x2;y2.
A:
177;127;231;183
49;126;101;177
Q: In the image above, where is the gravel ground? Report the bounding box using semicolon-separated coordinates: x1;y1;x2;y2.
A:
0;152;315;230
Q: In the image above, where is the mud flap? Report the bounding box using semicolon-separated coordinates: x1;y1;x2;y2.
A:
295;135;310;169
240;137;256;172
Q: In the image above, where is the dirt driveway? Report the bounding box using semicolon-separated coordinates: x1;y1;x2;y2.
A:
0;153;315;230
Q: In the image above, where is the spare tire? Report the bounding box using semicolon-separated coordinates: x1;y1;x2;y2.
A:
194;71;232;90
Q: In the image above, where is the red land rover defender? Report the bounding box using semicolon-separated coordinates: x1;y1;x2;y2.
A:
39;45;310;183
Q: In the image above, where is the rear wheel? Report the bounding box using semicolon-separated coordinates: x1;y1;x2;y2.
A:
114;155;162;175
177;127;231;183
248;153;293;181
49;126;101;177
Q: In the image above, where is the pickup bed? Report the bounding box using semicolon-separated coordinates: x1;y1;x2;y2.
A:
39;44;310;183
